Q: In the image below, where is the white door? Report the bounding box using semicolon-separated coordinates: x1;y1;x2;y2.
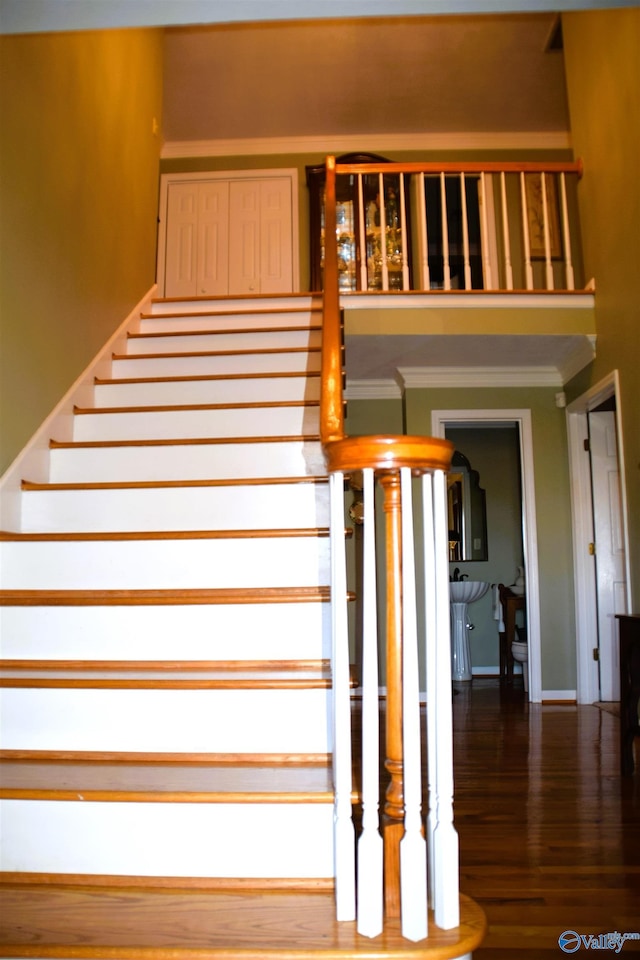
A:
589;410;627;700
164;176;293;298
228;179;293;295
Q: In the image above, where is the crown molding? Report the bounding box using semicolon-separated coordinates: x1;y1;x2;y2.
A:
345;379;401;400
161;130;572;160
396;366;564;388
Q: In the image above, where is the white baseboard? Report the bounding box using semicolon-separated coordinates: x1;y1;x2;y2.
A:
541;690;577;702
0;285;157;531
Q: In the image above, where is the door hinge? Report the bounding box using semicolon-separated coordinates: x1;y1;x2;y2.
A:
588;542;596;556
584;438;591;452
593;648;600;662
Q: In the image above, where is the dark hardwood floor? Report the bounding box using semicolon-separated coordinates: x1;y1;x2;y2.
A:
454;678;640;957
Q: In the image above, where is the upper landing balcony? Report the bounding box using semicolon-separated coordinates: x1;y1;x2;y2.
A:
310;156;596;392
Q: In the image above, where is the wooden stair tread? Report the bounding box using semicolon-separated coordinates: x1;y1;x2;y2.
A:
72;399;320;415
0;760;335;801
94;371;320;385
48;434;321;449
0;586;336;606
0;529;333;542
20;476;328;492
0;884;486;958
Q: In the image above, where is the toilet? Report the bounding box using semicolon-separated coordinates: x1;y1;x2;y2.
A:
511;640;529;692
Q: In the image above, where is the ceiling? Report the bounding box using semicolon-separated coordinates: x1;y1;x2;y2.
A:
163;14;569;144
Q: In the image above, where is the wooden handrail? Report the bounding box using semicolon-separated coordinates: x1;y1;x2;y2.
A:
335;159;583;177
320;156;344;446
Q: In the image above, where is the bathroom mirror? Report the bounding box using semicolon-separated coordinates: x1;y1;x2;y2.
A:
447;451;488;561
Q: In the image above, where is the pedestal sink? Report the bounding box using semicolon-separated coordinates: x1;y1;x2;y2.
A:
450;581;489;681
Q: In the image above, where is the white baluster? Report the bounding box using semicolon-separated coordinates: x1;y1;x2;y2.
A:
541;172;554;290
357;174;368;291
559;172;575;290
460;173;472;290
379;172;389;291
417;172;430;290
520;172;534;291
440;172;451;290
500;172;514;290
357;467;383;938
399;467;429;942
330;470;356;921
431;468;460;930
399;173;409;291
479;172;493;290
421;472;437;910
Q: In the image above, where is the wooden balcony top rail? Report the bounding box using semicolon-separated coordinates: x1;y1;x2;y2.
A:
335;159;583;177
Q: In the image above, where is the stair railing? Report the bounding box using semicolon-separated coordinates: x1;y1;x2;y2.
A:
321;156;461;942
327;157;583;293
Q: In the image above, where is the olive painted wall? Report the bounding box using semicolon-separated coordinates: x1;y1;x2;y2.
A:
562;9;640;607
0;29;164;474
346;388;576;693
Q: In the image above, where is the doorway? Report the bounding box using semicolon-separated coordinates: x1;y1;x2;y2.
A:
432;409;541;702
566;372;630;703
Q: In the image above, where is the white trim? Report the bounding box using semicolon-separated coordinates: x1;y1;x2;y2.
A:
0;286;157;531
345;379;401;400
398;366;563;389
161;131;572;160
340;292;595;311
566;370;632;704
431;409;542;703
541;690;577;702
156;169;300;297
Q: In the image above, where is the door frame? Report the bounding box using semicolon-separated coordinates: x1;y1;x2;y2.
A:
156;168;300;296
566;370;631;703
431;408;542;702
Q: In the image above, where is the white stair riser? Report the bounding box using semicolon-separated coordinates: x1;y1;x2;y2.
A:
93;375;320;409
1;537;331;589
0;603;331;662
126;329;321;356
1;800;334;878
49;440;326;483
73;405;320;442
20;483;329;533
139;309;319;334
149;297;318;316
0;687;332;753
110;351;321;379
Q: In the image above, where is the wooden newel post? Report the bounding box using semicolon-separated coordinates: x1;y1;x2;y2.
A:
380;470;404;918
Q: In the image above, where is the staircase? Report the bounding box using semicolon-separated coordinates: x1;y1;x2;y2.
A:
0;293;485;957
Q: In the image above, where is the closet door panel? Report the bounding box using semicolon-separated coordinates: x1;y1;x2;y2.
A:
165;184;199;298
229;181;261;295
260;178;293;294
197;182;230;296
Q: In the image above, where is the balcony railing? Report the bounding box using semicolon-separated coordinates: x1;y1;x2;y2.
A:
323;158;583;294
321;155;486;951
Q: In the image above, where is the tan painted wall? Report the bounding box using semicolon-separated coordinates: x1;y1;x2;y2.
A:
562;9;640;607
0;28;164;475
